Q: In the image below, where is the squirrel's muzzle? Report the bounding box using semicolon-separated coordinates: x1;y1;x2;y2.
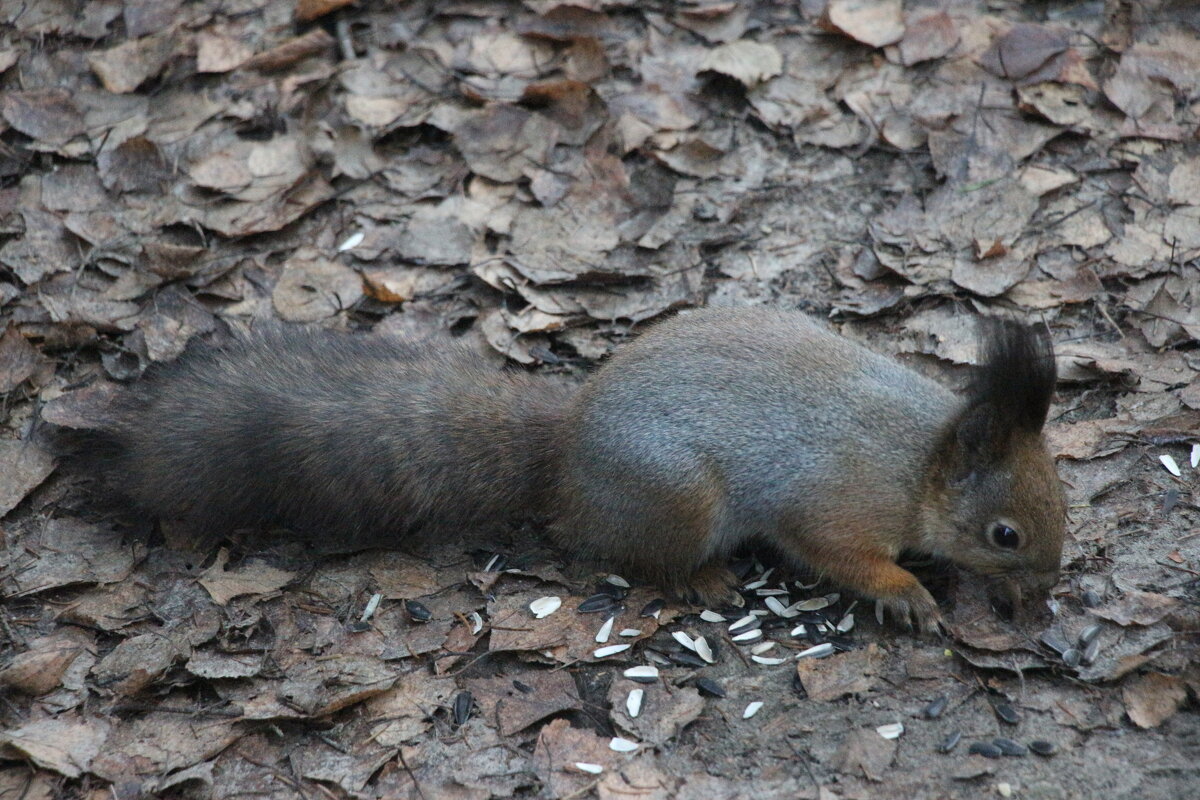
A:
988;571;1059;621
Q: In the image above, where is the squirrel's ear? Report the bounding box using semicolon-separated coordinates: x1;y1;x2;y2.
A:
968;318;1056;435
936;319;1056;482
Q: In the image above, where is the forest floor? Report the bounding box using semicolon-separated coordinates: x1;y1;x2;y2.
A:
0;1;1198;798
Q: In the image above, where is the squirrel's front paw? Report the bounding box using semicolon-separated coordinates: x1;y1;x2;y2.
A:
877;585;943;636
680;563;743;609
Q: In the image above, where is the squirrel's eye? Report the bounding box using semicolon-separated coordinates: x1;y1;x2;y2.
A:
991;524;1020;549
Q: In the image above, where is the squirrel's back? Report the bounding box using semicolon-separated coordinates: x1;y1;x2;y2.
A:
87;326;577;540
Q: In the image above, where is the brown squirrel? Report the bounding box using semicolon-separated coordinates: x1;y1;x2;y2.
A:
70;307;1065;632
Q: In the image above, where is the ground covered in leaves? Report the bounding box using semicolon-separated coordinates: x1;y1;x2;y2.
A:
1;0;1198;797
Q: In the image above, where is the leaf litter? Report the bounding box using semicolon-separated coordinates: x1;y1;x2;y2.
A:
0;1;1198;797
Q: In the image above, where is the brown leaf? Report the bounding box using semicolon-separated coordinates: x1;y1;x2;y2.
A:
0;326;42;393
242;28;334;71
608;680;703;745
296;0;356;22
1090;590;1179;627
468;670;582;736
0;716;111;779
796;644;883;701
700;39;782;88
820;0;905;49
199;549;296;606
0;633;90;696
977;24;1068;81
92;632;190;696
0;439;54;518
1123;672;1188;728
452;105;559;183
894;10;959;66
87;31;175;93
271;252;363;322
833;727;897;782
533;719;614;798
0;89;85;145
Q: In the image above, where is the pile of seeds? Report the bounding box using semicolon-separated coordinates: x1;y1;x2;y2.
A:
517;559;1063;766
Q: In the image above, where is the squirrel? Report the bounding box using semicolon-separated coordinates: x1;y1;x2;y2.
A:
66;307;1065;632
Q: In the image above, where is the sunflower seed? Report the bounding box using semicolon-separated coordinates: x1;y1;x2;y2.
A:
836;613;855;633
483;553;505;572
640;599;665;619
669;650;708;667
998;783;1013;798
1192;443;1199;468
337;231;365;251
752;655;787;665
992;702;1020;725
359;593;383;623
1078;623;1102;647
1080;589;1102;608
923;695;948;720
1062;648;1082;668
875;599;885;625
765;597;796;617
743;701;764;719
789;624;808;638
610;737;638;752
623;665;659;683
876;723;904;740
1160;454;1182;477
1082;637;1101;665
694;636;715;663
759;567;775;582
756;588;790;597
795;596;832;611
695;677;725;698
578;593;618;613
731;628;763;643
700;610;726;623
968;742;1002;759
742;579;768;590
938;731;962;753
468;612;483;635
596;616;615;644
992;737;1027;757
750;641;776;655
593;644;631;659
529;596;561;619
796;643;835;659
452;691;473;726
513;680;533;693
728;615;760;634
405;600;432;622
672;631;697;651
1039;629;1071;655
644;650;672;667
619;628;642;637
606;574;631;588
574;762;603;774
626;688;644;718
1029;739;1058;757
595;582;627;601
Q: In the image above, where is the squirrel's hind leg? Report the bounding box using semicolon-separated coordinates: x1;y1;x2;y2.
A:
554;451;740;606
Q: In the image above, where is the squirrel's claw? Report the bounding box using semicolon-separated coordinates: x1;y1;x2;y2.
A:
878;585;943;637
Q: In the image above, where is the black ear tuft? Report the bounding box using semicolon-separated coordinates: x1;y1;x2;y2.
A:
969;318;1056;433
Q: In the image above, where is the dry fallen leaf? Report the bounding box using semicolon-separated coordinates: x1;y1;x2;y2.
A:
1123;672;1188;728
199;549;296;606
820;0;905;49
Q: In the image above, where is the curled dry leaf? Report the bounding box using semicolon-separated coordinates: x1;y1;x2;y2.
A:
1123;672;1188;728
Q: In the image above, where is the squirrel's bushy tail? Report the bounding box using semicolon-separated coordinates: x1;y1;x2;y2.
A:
71;327;577;540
